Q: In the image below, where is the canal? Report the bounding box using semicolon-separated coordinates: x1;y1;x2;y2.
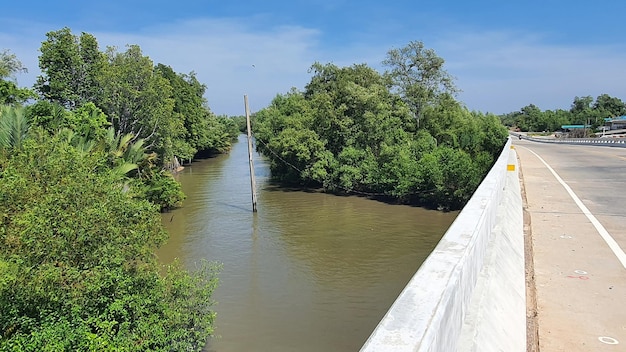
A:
157;135;458;351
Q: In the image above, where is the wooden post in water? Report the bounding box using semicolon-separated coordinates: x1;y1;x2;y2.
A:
244;95;258;212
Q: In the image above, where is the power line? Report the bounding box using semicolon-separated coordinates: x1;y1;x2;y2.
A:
252;133;436;198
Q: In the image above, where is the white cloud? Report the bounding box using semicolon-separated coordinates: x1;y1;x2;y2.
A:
92;18;323;115
2;18;325;115
3;19;626;116
434;31;626;114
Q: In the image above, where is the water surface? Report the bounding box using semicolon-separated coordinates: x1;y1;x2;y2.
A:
158;135;457;351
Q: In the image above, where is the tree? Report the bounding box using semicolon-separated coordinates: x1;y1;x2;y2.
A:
305;62;414;154
35;28;105;109
35;28;237;167
0;50;35;105
593;94;626;118
0;133;217;350
0;49;27;78
155;65;208;159
99;45;180;166
255;51;505;209
520;104;543;131
383;41;458;128
569;95;593;125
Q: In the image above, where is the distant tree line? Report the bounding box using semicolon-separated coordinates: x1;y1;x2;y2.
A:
500;94;626;132
254;41;509;210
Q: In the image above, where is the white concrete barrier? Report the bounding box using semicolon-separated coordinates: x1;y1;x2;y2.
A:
361;137;523;352
457;146;525;351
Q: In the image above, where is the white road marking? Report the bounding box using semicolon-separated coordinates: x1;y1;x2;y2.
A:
598;336;619;345
521;146;626;270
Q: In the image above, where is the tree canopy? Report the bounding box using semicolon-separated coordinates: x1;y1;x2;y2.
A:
383;40;459;128
501;94;626;132
254;43;508;209
0;50;36;105
34;28;239;170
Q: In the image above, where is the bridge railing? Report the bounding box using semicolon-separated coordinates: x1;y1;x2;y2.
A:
360;137;514;352
515;133;626;147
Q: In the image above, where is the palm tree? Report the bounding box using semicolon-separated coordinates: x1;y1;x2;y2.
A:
101;126;155;178
0;105;29;151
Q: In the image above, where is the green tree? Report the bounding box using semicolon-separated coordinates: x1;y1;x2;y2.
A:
35;28;105;109
255;51;506;209
593;93;626;118
0;49;27;78
0;50;36;105
0;134;217;351
383;41;458;128
99;45;181;167
155;64;223;159
569;96;593;125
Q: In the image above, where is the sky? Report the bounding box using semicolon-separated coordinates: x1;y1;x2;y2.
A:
2;0;626;116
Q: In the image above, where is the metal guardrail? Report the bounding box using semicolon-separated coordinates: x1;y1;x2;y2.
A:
513;133;626;147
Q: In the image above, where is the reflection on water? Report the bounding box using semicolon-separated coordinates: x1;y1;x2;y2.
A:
158;135;457;352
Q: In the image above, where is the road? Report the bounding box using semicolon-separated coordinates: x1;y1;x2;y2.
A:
513;139;626;351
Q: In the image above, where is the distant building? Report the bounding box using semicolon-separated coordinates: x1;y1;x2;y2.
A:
604;116;626;130
560;124;588;131
558;124;590;138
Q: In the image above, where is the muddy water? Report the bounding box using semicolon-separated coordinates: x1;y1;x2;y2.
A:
158;135;457;352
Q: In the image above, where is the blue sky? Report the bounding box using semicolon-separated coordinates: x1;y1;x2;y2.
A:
2;1;626;116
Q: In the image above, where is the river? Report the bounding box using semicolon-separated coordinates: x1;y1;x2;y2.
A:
157;135;458;352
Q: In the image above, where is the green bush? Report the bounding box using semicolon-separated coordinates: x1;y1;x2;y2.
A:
0;134;217;351
142;170;186;211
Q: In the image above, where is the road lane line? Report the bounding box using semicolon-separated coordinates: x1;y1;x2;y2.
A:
521;146;626;270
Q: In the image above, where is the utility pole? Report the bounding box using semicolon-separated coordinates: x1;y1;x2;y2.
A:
244;95;258;212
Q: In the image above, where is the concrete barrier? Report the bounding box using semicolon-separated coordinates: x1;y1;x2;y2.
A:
457;145;525;351
361;137;525;352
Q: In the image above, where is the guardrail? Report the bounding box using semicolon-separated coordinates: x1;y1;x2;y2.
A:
360;138;514;352
514;133;626;147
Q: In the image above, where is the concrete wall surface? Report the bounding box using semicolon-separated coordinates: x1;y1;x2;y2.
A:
457;147;525;352
360;138;525;352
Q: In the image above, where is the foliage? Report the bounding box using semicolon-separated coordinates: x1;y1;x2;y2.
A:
99;45;179;165
0;80;36;106
34;28;236;169
70;102;111;140
254;53;508;209
35;28;105;109
216;115;242;142
0;50;36;105
155;64;231;160
383;41;458;127
230;115;248;133
501;94;626;132
0;134;217;351
25;101;110;139
29;27;245;210
140;171;186;211
0;105;29;151
0;49;28;79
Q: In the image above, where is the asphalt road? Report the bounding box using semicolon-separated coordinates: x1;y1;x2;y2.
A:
514;139;626;351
